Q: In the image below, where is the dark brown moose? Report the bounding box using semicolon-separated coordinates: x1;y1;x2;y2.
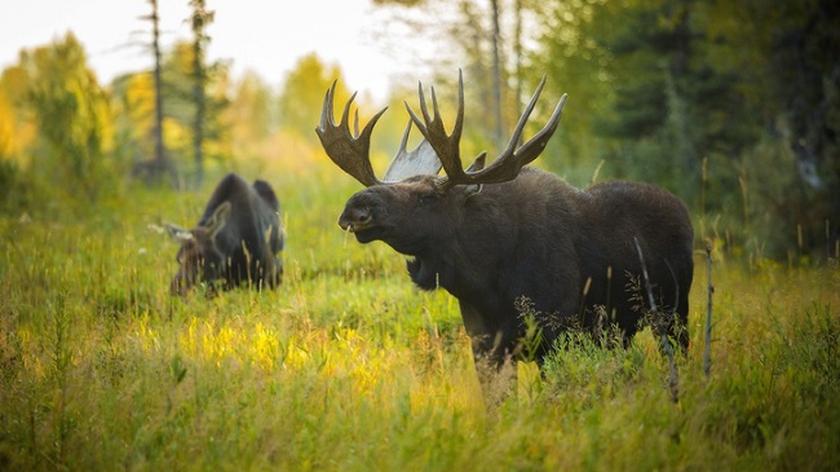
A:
165;173;284;295
316;72;693;384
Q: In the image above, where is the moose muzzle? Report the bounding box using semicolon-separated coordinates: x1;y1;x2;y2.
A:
338;205;373;232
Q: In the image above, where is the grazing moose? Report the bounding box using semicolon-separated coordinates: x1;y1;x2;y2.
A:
316;72;693;385
165;173;284;295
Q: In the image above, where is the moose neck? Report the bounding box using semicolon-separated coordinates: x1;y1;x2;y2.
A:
404;228;497;303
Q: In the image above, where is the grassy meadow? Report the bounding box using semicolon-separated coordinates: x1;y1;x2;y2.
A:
0;163;838;471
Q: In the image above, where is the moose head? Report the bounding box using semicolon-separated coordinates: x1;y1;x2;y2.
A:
316;71;567;258
165;201;231;295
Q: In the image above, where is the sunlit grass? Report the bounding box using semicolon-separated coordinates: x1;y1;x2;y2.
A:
0;167;838;470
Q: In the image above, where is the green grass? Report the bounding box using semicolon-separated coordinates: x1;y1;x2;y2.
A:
0;169;838;470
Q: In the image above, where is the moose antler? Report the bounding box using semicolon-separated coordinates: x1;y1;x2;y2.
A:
316;82;442;187
316;81;386;187
405;70;568;189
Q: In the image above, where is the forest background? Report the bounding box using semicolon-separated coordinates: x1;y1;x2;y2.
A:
1;0;837;259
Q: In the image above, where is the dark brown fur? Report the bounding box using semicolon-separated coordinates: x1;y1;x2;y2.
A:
171;173;284;295
339;168;693;365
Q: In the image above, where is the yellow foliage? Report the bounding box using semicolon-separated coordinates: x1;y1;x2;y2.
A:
0;90;13;157
123;72;155;139
516;360;542;404
163;116;191;156
134;315;160;353
250;322;281;371
0;71;37;164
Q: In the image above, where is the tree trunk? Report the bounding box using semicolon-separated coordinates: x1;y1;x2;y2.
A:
513;0;523;145
490;0;504;148
150;0;173;182
190;0;211;188
192;33;205;187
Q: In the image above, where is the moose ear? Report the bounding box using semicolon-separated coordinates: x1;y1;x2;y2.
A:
162;223;194;242
466;152;487;173
205;201;231;239
463;184;482;199
462;154;486;199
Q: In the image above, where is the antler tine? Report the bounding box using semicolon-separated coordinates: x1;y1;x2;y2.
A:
453;69;465;140
404;100;427;135
319;81;336;129
362;107;389;139
419;81;436;126
328;81;338;123
515;93;568;166
353;108;360;137
430;85;441;122
315;83;386;187
501;75;546;157
340;91;358;128
398;119;412;154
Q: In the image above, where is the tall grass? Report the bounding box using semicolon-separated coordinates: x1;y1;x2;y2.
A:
0;167;838;470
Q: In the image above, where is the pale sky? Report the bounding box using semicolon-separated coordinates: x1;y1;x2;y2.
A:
0;0;426;102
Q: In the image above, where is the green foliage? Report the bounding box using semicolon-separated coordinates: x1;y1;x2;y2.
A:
161;41;231;166
0;160;30;214
18;33;115;200
109;41;230;179
0;168;838;469
529;0;839;257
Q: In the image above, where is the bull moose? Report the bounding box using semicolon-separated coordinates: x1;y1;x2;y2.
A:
165;173;284;295
316;72;693;379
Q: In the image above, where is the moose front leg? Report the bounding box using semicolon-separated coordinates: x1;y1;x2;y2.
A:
458;300;517;405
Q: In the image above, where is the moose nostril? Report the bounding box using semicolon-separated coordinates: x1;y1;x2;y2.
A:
353;208;371;223
338;205;373;231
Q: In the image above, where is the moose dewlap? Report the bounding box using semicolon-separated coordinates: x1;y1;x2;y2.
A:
316;71;693;383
